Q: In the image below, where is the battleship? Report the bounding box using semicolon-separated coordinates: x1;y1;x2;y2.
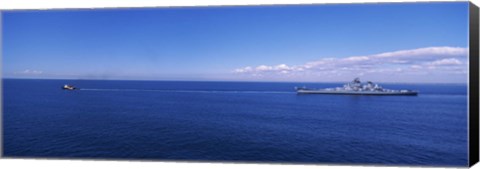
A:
295;78;418;95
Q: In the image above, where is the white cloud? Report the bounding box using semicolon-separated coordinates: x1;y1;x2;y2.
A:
233;46;468;82
427;58;462;66
235;63;302;74
256;65;272;71
15;69;43;75
410;65;422;69
374;46;466;58
275;64;290;70
342;56;369;62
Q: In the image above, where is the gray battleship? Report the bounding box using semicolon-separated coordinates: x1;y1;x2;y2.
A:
295;78;418;95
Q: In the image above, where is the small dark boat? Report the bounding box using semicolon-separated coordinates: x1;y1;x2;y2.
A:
62;84;77;90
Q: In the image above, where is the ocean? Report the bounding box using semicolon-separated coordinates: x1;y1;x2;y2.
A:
2;79;469;166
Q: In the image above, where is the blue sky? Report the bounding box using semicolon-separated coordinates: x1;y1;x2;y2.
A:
2;2;469;83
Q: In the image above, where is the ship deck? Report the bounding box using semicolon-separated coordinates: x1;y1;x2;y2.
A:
296;90;418;96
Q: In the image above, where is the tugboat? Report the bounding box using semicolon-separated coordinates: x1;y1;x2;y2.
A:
62;84;77;90
295;78;418;96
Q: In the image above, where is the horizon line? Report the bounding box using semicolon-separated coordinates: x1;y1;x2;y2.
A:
1;77;469;85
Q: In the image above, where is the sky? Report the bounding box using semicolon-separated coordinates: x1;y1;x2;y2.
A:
2;2;470;83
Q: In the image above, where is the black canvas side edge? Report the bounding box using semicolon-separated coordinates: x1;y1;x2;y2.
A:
0;11;3;158
469;1;479;167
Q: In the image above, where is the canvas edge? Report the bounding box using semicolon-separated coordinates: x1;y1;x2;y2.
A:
0;11;4;158
469;1;480;167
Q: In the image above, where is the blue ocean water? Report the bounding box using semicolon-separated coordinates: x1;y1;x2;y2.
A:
2;79;468;166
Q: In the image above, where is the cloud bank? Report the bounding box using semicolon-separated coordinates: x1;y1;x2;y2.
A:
14;69;44;75
233;46;468;83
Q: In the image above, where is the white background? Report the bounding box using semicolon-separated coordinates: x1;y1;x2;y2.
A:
0;0;478;169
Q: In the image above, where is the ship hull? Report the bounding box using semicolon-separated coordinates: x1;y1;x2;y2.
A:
296;90;418;96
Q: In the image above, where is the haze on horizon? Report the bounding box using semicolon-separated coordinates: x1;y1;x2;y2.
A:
2;2;469;83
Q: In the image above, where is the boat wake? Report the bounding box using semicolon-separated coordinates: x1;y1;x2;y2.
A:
78;88;294;94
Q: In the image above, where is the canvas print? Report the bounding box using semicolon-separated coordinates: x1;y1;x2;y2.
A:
1;2;473;167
